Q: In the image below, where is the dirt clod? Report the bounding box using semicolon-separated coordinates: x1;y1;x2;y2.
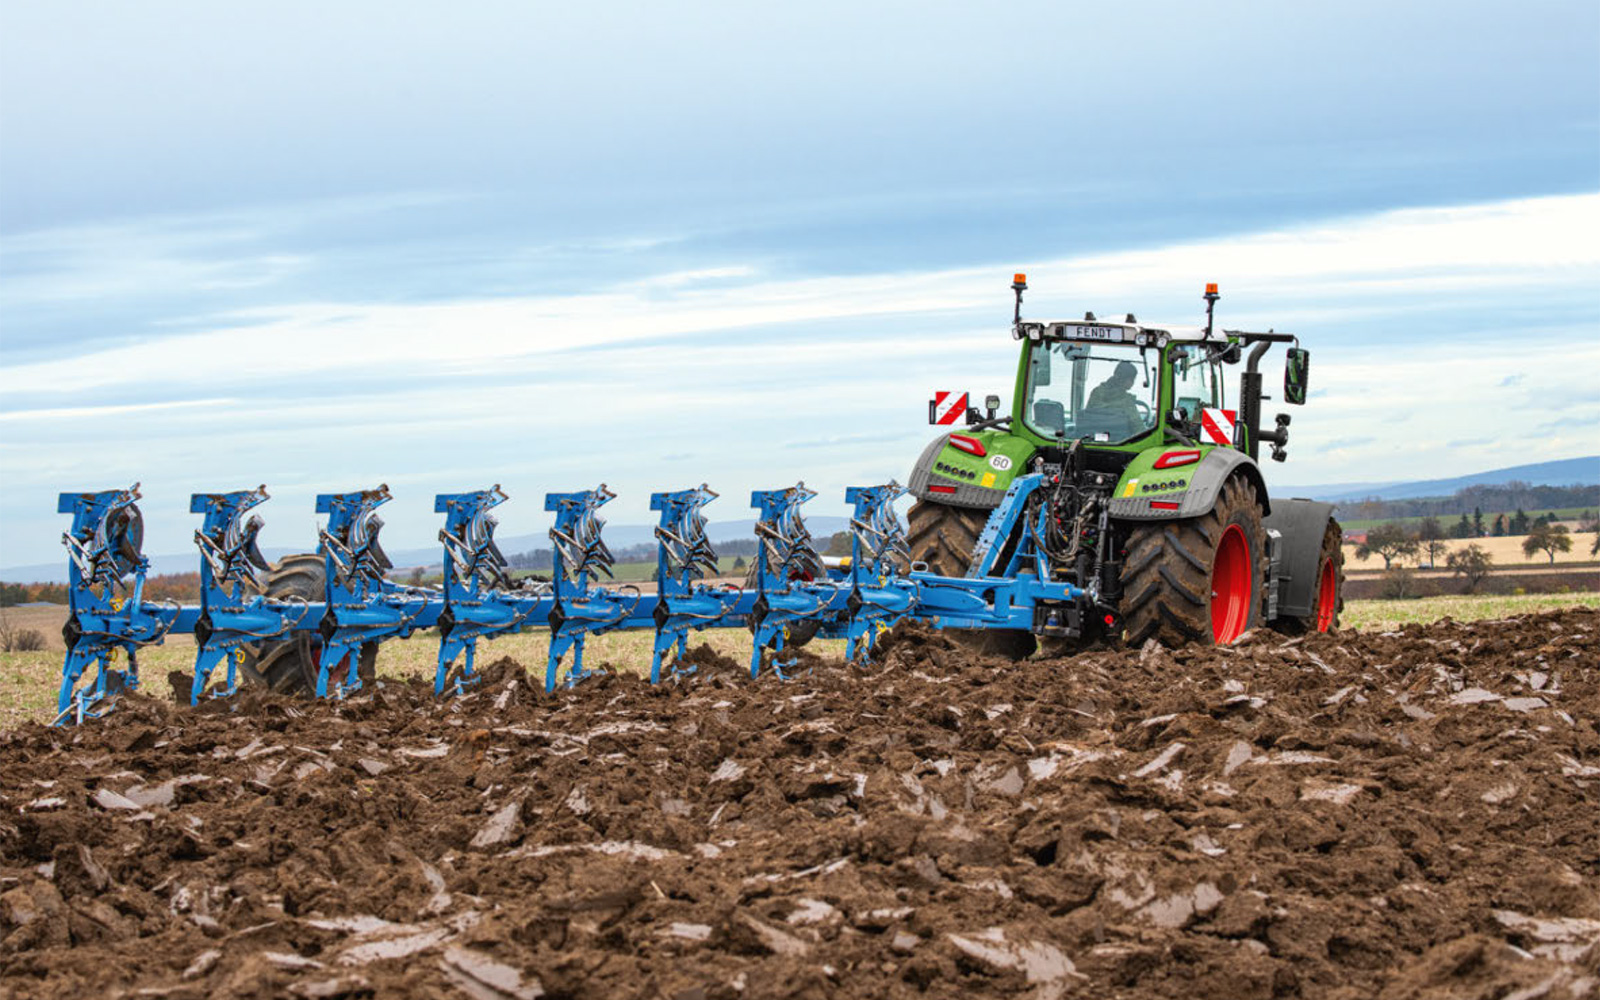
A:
2;610;1597;998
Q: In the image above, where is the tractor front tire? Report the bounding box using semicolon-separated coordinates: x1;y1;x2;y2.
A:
905;499;1037;660
1121;475;1266;648
240;554;375;696
1270;519;1345;635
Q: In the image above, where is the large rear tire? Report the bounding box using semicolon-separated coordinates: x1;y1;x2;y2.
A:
241;554;376;695
1270;519;1345;635
1121;475;1266;648
905;499;1037;660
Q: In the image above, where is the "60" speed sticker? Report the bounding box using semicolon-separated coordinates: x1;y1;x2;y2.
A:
988;454;1012;471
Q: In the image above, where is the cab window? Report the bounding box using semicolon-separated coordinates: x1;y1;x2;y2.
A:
1168;345;1220;423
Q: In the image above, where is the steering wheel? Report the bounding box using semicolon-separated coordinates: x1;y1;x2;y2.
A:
1134;399;1153;423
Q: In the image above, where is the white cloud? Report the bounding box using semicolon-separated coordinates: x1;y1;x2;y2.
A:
2;191;1596;567
0;397;236;422
3;191;1594;398
1271;334;1600;483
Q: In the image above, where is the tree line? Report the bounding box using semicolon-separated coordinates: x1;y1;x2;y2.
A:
505;537;762;571
1353;511;1598;598
0;572;204;607
1338;481;1598;523
1424;506;1597;542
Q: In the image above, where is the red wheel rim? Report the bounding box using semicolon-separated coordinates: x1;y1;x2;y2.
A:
1315;558;1337;632
1210;524;1252;644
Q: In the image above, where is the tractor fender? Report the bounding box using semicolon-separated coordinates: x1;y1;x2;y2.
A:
906;433;1012;509
1262;498;1337;619
1109;448;1270;520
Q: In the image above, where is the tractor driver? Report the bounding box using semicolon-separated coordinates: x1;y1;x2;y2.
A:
1081;360;1143;439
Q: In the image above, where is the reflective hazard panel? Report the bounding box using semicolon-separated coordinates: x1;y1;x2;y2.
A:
1200;408;1237;446
929;391;968;426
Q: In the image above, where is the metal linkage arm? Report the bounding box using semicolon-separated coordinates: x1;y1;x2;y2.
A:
905;570;1084;630
648;485;749;682
839;482;916;660
747;483;846;679
434;486;549;696
543;486;645;692
317;485;397;589
905;473;1087;633
312;485;440;698
188;487;318;704
964;474;1052;579
55;485;193;724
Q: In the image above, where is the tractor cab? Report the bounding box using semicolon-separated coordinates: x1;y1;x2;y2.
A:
1016;320;1221;453
910;277;1309;509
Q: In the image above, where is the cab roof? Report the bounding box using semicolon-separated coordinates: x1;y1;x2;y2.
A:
1014;319;1212;346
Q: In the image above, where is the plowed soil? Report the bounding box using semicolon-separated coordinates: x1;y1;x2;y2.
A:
3;610;1597;999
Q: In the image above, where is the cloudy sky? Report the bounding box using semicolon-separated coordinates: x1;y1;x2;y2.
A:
1;0;1597;569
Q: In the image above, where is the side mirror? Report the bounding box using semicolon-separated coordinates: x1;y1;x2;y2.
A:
1284;348;1310;405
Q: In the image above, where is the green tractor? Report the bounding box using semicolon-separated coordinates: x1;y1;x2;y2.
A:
906;276;1343;656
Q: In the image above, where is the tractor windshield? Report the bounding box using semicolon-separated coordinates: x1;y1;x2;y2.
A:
1023;341;1158;444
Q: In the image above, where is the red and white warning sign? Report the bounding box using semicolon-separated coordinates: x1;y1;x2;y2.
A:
929;391;968;426
1200;407;1237;446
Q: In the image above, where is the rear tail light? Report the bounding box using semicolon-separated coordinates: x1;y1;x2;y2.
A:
947;434;986;457
1153;449;1201;469
1150;501;1181;511
929;484;958;495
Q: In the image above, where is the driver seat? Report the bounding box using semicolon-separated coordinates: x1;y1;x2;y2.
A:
1033;399;1066;436
1076;405;1135;441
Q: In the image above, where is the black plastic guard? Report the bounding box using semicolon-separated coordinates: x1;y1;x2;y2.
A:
1262;498;1336;620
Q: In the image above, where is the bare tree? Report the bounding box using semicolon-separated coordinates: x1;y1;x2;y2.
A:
1579;510;1600;556
1355;522;1420;570
0;611;47;652
1521;522;1572;565
1380;566;1418;600
1446;544;1493;593
1416;516;1448;568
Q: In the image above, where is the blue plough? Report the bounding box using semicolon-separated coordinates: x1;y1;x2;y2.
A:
50;473;1085;725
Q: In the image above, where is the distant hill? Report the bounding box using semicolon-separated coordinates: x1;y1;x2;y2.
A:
1274;456;1599;503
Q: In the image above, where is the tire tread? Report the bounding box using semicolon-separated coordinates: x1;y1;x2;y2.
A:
1120;475;1265;648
